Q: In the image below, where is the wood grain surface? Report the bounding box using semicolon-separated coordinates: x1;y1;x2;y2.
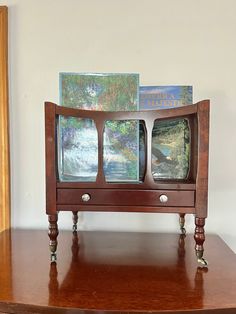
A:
0;229;236;313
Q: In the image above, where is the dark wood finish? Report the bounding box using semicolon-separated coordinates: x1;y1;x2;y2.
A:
194;217;206;256
56;180;196;190
45;103;57;215
55;102;198;119
57;189;195;207
45;100;210;261
57;204;195;213
72;211;78;232
1;229;236;314
95;119;106;184
48;214;58;255
179;213;186;234
195;100;210;218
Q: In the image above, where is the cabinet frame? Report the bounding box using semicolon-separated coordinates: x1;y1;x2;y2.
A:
45;100;209;265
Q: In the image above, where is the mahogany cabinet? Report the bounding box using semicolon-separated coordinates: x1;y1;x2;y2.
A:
45;100;210;266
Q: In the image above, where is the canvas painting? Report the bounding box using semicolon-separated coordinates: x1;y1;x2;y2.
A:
140;86;192;110
58;73;139;182
151;118;190;180
139;86;192;180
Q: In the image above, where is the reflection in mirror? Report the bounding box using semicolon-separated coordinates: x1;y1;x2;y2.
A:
103;120;145;182
58;116;98;182
152;118;190;180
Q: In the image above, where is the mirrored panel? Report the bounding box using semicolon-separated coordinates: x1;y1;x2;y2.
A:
103;120;145;182
58;116;98;182
152;118;190;180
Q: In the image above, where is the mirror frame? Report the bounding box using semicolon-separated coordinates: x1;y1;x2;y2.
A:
0;6;10;231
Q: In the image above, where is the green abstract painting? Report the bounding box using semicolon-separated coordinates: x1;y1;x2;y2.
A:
58;73;139;182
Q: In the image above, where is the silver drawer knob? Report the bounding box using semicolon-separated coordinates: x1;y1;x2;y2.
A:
159;194;168;203
81;193;91;202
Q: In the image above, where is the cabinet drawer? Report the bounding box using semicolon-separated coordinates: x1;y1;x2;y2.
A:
57;189;195;207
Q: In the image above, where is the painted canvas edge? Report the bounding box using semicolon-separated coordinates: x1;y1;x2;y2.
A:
59;72;140;107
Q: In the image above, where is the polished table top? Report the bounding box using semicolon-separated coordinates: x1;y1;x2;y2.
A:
0;229;236;313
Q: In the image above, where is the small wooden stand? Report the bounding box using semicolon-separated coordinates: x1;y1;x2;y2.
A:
45;100;210;265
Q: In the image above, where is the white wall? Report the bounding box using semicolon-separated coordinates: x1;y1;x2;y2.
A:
1;0;236;251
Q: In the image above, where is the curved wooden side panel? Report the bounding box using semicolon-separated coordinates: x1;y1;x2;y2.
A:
195;100;210;218
45;103;57;215
0;6;10;231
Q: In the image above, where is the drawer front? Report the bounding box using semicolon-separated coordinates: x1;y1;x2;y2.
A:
57;189;195;207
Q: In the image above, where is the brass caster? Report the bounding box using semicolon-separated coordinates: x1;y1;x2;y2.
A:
50;253;57;263
180;227;186;235
197;257;208;267
72;224;77;232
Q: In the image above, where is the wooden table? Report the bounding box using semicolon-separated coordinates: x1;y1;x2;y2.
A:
0;229;236;313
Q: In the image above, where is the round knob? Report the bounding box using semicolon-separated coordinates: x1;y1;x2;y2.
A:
159;194;168;203
81;193;91;202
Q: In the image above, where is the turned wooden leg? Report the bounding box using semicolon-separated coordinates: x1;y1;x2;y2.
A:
72;211;78;232
194;217;208;267
48;214;59;262
179;213;186;235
